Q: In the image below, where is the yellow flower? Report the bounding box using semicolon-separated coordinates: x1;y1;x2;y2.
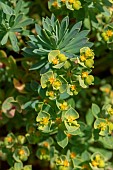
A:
67;115;75;123
53;80;61;90
82;72;88;78
41;117;49;125
70;85;76;91
7;137;13;143
63;160;69;167
52;57;59;65
106;30;113;37
85;48;94;58
47;91;55;97
70;152;76;159
52;1;58;7
66;133;72;139
80;55;86;61
98;122;107;131
91;160;99;167
19;149;25;155
43;142;49;147
95;154;101;162
68;0;74;4
60;102;68;111
104;87;110;93
48;77;55;84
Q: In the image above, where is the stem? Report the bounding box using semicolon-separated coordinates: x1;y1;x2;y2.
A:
16;57;38;62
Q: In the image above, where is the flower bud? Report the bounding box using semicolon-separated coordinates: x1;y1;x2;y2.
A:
64;61;71;69
85;59;94;68
84;75;94;85
72;1;82;10
17;135;26;145
57;54;67;62
98;159;105;168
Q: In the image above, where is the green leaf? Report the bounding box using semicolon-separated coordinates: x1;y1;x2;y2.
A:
65;107;79;119
0;2;14;15
99;136;113;149
15;0;23;15
86;109;94;126
1;33;9;45
23;165;32;170
59;91;70;100
92;103;100;118
9;32;19;51
58;16;69;43
30;81;39;91
67;98;76;108
12;14;23;28
63;30;89;50
81;150;91;161
56;130;68;148
19;18;34;27
29;59;46;71
14;162;23;170
2;97;15;118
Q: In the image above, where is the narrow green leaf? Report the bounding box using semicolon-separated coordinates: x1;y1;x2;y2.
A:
9;32;19;52
13;14;23;27
15;0;23;14
0;2;14;15
19;18;34;27
29;59;46;71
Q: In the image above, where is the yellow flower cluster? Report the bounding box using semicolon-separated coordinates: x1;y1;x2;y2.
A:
97;119;113;135
82;72;88;78
97;121;107;131
40;117;49;125
51;53;67;65
80;47;94;68
46;91;55;98
52;0;82;10
60;102;68;111
91;154;105;168
48;76;62;90
102;29;113;41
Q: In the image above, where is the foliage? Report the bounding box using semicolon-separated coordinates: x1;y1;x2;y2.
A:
0;0;113;170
